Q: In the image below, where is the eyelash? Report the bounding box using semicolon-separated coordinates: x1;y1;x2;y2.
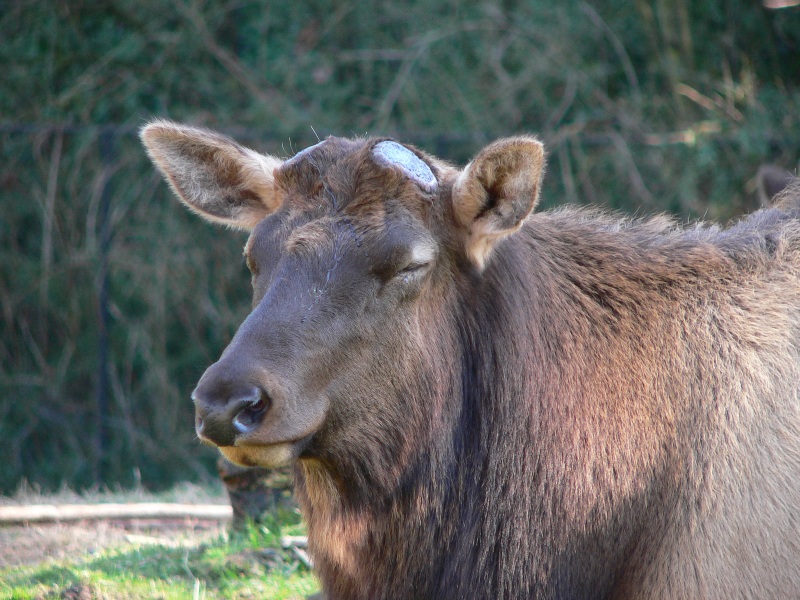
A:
398;263;424;274
395;262;431;284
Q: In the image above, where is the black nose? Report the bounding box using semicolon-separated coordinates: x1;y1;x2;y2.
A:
193;385;270;446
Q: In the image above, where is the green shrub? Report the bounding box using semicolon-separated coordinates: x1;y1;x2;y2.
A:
1;0;799;492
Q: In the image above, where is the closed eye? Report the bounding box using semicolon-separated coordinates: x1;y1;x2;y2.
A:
397;261;430;275
396;242;436;279
373;237;437;284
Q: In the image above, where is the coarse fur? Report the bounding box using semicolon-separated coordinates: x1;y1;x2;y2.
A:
141;121;800;599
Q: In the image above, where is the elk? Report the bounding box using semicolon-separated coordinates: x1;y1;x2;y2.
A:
142;121;800;600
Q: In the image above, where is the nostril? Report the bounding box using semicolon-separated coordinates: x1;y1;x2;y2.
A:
194;411;205;435
233;389;270;433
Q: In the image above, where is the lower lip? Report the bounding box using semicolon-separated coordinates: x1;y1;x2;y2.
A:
220;442;297;468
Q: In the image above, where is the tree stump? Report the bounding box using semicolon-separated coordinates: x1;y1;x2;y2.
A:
216;457;295;529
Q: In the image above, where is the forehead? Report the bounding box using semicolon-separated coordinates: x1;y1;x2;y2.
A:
273;137;438;222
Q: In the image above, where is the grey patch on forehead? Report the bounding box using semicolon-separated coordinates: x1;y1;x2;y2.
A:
373;141;437;192
285;139;327;166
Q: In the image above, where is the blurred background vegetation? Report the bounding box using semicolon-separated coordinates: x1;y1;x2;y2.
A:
2;0;799;494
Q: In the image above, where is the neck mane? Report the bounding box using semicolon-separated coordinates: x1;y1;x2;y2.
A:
291;206;771;599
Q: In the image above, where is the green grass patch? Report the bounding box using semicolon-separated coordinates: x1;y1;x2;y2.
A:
0;510;320;599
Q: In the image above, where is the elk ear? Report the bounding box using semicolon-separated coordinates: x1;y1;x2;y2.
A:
452;137;545;268
140;120;283;230
757;164;795;207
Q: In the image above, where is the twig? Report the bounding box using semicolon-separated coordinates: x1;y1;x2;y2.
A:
54;38;145;109
640;120;721;146
373;22;495;130
40;130;63;321
336;49;409;62
580;3;642;109
545;76;578;134
175;0;293;114
608;130;655;207
676;83;743;122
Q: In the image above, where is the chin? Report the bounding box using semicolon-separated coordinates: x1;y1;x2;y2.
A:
219;443;298;468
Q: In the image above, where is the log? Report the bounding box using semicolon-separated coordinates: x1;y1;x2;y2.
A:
0;503;232;524
280;535;309;548
763;0;800;7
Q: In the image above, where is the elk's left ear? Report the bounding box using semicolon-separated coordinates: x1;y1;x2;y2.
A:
452;137;545;269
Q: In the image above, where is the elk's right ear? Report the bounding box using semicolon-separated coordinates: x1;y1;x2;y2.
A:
140;120;283;230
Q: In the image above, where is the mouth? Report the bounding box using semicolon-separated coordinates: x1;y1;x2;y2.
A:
218;437;310;468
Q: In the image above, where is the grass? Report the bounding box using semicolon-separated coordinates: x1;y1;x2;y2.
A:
0;495;320;600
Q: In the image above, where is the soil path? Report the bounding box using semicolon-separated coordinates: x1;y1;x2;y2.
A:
0;518;227;568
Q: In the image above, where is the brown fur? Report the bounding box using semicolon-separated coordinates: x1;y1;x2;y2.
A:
141;121;800;599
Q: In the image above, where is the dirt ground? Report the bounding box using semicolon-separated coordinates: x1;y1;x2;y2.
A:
0;483;231;569
0;517;227;568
